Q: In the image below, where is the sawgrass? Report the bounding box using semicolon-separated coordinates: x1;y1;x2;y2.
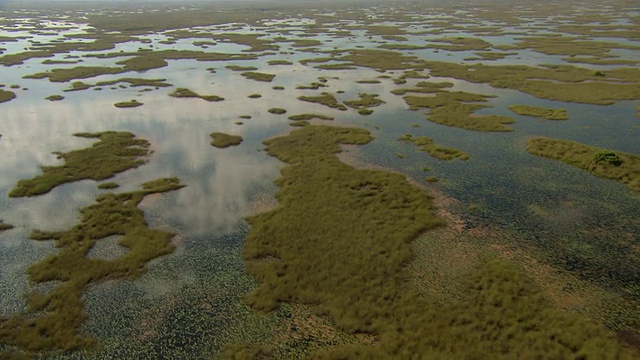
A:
267;60;293;66
45;95;64;101
298;92;347;111
0;89;16;103
508;105;568;120
287;114;334;121
240;71;275;82
169;88;224;102
343;93;385;109
210;132;243;148
0;178;184;353
426;36;492;51
64;82;92;92
9;132;150;197
527;137;640;192
226;65;258;71
114;100;143;108
398;134;469;160
268;108;287;115
95;78;172;88
24;66;125;82
239;124;633;358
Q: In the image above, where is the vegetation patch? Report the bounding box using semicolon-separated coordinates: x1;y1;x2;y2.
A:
248;93;261;99
24;66;125;83
210;132;243;148
298;92;347;111
296;82;327;90
426;36;492;51
0;178;185;353
95;78;172;88
268;108;287;115
527;137;640;192
239;124;631;358
45;95;64;101
0;89;16;103
398;134;469;160
64;82;92;92
0;221;13;231
240;71;275;82
9;132;150;197
267;60;293;66
288;113;334;121
508;104;568;120
226;65;258;71
169;88;224;102
97;182;119;190
343;93;385;109
355;79;381;84
114;100;143;108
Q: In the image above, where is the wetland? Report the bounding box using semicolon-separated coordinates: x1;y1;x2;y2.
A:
0;0;639;358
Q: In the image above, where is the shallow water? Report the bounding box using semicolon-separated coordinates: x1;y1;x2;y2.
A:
0;1;639;357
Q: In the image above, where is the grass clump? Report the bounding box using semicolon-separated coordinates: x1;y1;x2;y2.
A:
527;137;640;192
238;124;632;358
357;108;373;115
0;89;16;103
45;95;64;101
114;99;143;108
508;104;568;120
426;36;492;51
97;182;119;189
398;134;469;161
0;221;13;231
268;108;287;115
298;92;347;111
9;132;150;197
287;113;334;121
267;60;293;66
210;132;243;148
24;66;125;83
0;178;184;353
226;65;258;71
248;93;261;99
95;78;172;88
343;93;385;109
240;71;275;82
64;82;92;92
169;88;224;102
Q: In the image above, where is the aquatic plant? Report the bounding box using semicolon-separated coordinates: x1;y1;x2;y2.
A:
169;88;224;102
268;108;287;115
45;95;64;101
508;104;568;120
114;99;143;108
240;71;275;82
398;134;469;161
9;132;150;197
298;92;347;111
287;113;334;121
267;60;293;66
64;82;92;92
527;137;640;192
226;65;258;71
95;78;172;88
343;93;385;109
0;178;185;353
0;89;16;103
210;132;243;148
0;221;13;231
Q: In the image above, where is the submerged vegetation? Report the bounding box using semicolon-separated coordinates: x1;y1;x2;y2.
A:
527;137;640;192
10;132;150;197
0;178;185;353
398;134;469;161
210;132;243;148
509;104;569;120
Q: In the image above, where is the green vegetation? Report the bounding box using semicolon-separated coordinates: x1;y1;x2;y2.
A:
268;108;287;115
9;132;150;197
0;221;13;231
391;81;454;95
272;86;285;90
45;95;64;101
240;71;275;82
210;132;243;148
298;92;347;111
97;182;119;189
24;66;125;82
239;115;252;119
226;65;258;71
95;78;172;88
0;89;16;103
426;36;492;51
343;93;385;109
398;134;469;160
238;124;632;358
426;175;439;182
0;178;184;352
169;88;224;102
508;104;568;120
114;100;143;108
287;114;334;121
296;82;327;90
64;82;92;92
248;93;261;99
357;108;373;116
267;60;293;66
356;79;381;84
510;35;640;58
527;137;640;192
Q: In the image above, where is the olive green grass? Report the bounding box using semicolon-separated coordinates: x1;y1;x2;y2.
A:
510;35;640;58
391;81;454;96
24;66;125;83
287;113;334;121
288;120;309;127
562;57;639;66
0;89;16;103
248;93;262;99
267;60;293;66
64;82;92;92
402;91;515;132
508;105;568;120
0;178;184;353
426;37;492;51
426;176;439;182
298;92;347;111
169;88;224;102
45;95;64;101
42;59;81;65
296;82;327;90
0;221;13;232
472;51;517;61
95;78;172;88
239;115;252;119
357;108;374;116
527;137;640;192
226;65;258;71
97;182;119;190
114;100;143;108
355;79;381;84
238;124;633;358
240;71;275;82
210;132;243;148
272;86;285;90
268;108;287;115
9;132;150;197
398;134;469;161
343;93;385;109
